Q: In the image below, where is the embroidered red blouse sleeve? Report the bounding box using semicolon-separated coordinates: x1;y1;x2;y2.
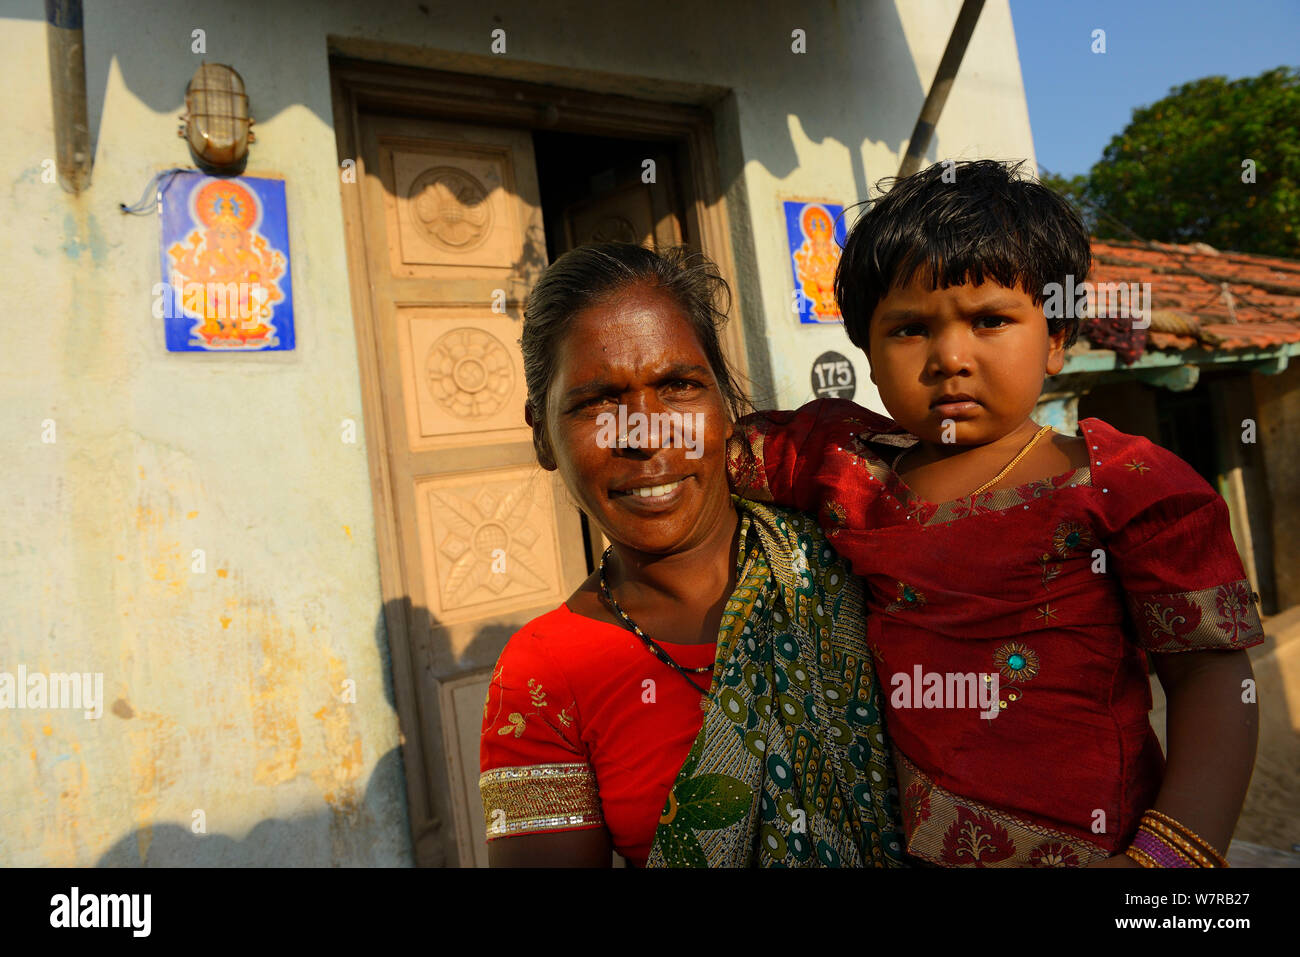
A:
726;398;894;511
1095;428;1264;653
479;627;603;840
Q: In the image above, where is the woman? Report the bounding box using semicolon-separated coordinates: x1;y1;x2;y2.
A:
479;243;903;867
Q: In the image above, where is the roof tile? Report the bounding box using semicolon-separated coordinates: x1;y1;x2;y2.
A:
1081;238;1300;357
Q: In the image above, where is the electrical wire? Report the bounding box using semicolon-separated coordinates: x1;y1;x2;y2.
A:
118;167;198;216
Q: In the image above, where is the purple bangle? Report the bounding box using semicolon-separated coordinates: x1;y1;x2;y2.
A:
1131;827;1194;868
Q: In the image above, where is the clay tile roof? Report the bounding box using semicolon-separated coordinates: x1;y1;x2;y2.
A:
1088;238;1300;354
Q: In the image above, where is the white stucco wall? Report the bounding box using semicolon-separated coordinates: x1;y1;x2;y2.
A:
1;4;411;866
712;0;1039;412
0;0;1035;865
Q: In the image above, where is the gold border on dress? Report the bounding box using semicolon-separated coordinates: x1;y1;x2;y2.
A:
895;749;1111;867
479;762;603;839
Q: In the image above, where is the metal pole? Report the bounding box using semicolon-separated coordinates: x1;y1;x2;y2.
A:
897;0;986;179
45;0;92;193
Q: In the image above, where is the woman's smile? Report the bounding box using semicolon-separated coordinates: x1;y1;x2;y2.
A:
610;476;691;511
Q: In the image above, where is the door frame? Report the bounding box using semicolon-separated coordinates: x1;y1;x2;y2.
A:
329;56;748;865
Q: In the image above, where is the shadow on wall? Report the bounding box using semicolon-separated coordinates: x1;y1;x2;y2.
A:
404;566;574;867
96;600;415;867
95;747;410;867
708;0;932;203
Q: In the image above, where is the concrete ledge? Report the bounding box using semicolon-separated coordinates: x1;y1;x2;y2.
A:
1227;839;1300;868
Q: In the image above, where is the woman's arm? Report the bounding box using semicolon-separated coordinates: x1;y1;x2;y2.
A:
488;827;614;867
481;631;609;867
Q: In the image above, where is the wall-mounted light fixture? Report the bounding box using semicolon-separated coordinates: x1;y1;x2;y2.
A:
178;62;254;175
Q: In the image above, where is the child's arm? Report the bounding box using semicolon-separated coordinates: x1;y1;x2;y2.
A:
1096;434;1265;867
1150;649;1258;854
1093;649;1259;868
726;398;895;510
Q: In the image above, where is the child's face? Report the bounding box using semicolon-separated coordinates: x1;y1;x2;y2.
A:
866;276;1067;447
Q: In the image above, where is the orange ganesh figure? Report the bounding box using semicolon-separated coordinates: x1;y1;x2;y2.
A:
168;179;285;346
793;205;842;321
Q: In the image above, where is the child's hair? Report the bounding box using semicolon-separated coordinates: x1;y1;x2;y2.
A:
833;158;1090;355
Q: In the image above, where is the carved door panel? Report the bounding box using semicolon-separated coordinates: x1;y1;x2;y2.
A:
357;115;589;865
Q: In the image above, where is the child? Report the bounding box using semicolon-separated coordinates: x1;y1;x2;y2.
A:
728;159;1262;867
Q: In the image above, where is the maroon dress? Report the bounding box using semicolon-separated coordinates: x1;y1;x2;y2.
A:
727;398;1263;866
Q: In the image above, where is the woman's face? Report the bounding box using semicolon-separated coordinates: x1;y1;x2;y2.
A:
530;281;736;556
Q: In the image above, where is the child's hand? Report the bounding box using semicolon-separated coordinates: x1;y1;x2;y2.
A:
1089;853;1143;868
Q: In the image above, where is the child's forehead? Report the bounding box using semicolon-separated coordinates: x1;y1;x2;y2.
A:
878;274;1039;311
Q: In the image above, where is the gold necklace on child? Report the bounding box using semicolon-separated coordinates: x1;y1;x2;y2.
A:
893;424;1055;498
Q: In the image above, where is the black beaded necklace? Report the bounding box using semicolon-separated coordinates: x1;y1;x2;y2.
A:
598;546;712;695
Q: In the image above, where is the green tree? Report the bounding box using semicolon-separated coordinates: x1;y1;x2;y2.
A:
1081;67;1300;258
1037;169;1096;233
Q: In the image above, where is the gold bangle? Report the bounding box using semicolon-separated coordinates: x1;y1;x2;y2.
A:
1125;846;1158;868
1144;810;1229;867
1137;823;1201;868
1146;809;1229;865
1141;819;1213;868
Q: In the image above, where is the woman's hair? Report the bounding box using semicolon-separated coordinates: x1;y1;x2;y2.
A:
520;242;749;445
833;158;1091;354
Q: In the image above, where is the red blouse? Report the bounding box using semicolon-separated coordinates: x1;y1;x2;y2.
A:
729;399;1264;866
479;603;715;867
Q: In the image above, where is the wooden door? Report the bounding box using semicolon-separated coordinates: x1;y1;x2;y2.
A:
355;114;589;866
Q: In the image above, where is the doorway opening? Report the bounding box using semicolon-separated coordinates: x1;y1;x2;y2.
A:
533;131;688;261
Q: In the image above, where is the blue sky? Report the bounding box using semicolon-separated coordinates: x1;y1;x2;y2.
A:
1009;0;1300;178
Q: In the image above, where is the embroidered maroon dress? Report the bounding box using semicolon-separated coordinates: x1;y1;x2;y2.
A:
728;398;1264;867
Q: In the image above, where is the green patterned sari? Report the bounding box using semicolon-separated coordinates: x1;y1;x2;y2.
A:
646;497;905;868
